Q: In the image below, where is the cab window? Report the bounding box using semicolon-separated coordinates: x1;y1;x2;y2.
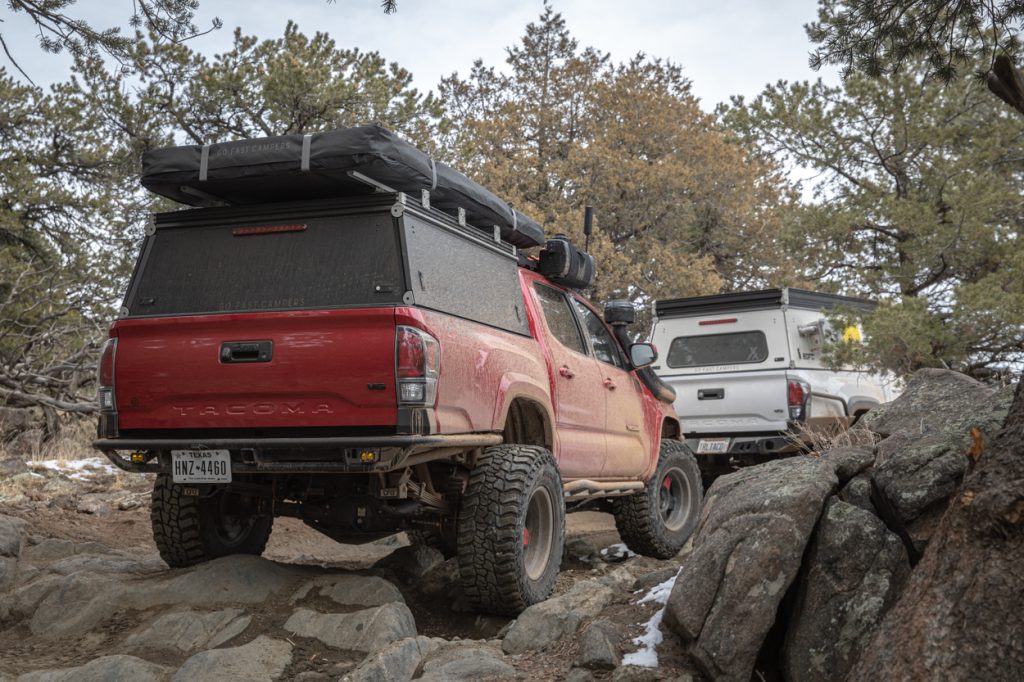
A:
533;284;586;355
571;299;624;368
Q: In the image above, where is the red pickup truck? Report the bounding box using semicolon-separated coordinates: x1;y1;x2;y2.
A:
95;147;702;614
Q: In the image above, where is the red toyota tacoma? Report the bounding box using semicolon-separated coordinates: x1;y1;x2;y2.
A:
95;128;703;614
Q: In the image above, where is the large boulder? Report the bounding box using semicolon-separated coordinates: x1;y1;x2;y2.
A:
415;640;513;682
17;655;171;682
873;432;966;524
341;636;439;682
124;608;251;654
172;635;291;681
859;368;1013;444
782;499;910;682
819;446;875;483
283;603;417;653
27;555;306;638
291;574;405;608
501;580;616;654
662;456;840;682
863;370;1014;549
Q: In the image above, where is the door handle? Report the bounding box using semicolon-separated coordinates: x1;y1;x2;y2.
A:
558;366;575;379
603;378;616;390
698;388;724;400
220;340;273;363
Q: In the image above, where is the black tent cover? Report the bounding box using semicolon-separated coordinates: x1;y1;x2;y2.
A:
141;125;545;249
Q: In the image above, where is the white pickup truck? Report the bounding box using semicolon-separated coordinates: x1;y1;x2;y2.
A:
649;288;900;477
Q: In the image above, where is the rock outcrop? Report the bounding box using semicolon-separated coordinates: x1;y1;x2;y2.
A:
663;456;839;681
782;499;909;682
660;368;1011;680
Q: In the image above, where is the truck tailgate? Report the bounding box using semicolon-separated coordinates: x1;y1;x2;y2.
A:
664;371;789;434
113;309;398;431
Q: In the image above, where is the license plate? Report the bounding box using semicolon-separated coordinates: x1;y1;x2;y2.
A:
696;438;731;454
171;449;232;483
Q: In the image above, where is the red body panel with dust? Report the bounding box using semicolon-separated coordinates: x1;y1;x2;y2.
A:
110;268;673;480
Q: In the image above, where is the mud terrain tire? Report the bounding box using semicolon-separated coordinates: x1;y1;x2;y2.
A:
613;439;702;559
151;474;273;568
457;444;564;615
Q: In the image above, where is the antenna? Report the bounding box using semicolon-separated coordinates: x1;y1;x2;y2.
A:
583;206;594;252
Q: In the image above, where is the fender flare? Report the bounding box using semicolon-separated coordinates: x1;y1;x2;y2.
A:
847;396;880;418
492;373;555;448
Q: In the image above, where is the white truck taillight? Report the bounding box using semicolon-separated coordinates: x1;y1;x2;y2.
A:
97;338;117;411
395;326;439;405
787;378;810;421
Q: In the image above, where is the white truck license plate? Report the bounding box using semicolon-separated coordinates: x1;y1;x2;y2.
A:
696;438;731;454
171;449;232;483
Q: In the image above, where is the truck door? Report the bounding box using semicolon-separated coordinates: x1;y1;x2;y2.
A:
531;284;607;478
569;298;649;479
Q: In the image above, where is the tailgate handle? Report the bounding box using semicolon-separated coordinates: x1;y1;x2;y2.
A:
698;388;724;400
220;341;273;364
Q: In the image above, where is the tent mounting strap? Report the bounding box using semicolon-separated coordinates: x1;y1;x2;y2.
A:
301;134;312;171
199;144;211;182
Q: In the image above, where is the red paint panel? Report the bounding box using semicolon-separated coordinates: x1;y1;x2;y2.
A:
698;317;738;326
394;306;548;434
112;308;398;430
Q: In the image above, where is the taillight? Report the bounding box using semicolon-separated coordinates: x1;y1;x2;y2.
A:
787;379;810;421
395;326;439;405
97;338;117;411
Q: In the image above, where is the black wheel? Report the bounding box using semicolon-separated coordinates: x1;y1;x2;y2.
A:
613;439;702;559
457;444;564;615
151;474;273;568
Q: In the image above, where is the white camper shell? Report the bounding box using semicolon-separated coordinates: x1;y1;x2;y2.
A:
650;288;900;474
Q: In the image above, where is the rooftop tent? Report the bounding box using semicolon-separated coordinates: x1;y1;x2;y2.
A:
140;125;546;249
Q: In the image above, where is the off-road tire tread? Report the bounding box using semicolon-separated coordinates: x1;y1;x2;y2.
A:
151;474;207;567
457;444;564;616
150;474;272;568
613;439;702;559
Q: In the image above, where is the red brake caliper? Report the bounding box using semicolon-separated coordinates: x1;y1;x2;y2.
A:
662;476;672;493
523;527;531;547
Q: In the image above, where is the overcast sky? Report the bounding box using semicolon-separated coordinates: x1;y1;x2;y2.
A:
2;0;838;111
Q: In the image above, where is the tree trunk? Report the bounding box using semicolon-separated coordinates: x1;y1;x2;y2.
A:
849;378;1024;680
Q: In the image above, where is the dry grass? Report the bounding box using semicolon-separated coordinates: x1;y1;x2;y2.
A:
1;420;96;462
0;419;141;502
786;419;881;456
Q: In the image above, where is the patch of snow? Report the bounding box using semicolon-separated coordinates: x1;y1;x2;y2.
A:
30;457;120;478
621;568;681;668
599;543;637;562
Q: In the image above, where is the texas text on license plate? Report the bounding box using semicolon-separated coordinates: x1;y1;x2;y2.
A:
696;438;731;454
170;449;232;483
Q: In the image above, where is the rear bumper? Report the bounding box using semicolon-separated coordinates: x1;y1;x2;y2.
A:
685;432;795;456
94;432;502;475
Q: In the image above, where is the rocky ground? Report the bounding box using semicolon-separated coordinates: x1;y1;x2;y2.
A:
0;456;697;681
0;368;1011;681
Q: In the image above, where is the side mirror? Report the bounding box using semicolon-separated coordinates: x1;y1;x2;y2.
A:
629;342;657;369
